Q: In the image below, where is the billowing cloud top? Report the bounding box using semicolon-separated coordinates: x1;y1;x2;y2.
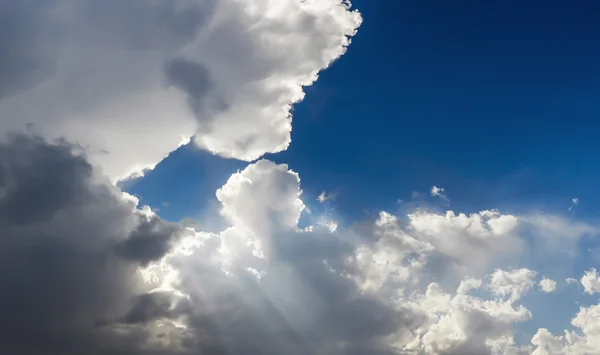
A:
0;0;361;180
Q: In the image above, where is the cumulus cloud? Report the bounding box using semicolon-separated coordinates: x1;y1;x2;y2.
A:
408;210;521;274
147;160;566;355
388;267;540;354
531;303;600;354
488;269;537;302
3;138;600;354
539;278;557;293
0;0;362;180
581;268;600;295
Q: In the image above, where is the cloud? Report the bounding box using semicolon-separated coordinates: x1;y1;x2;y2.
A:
3;139;600;354
566;277;578;284
430;185;449;201
0;135;185;354
2;4;599;351
405;271;536;355
568;197;579;211
154;159;423;354
408;210;521;274
0;0;362;181
317;191;336;203
156;160;571;355
538;278;557;293
520;214;600;256
531;303;600;354
581;268;600;295
488;268;537;302
0;2;442;353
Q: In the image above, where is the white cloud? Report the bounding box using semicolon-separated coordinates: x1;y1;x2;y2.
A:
488;268;537;302
431;185;449;201
523;214;599;243
531;303;600;354
539;278;557;293
317;191;336;203
352;211;433;292
408;210;521;272
165;161;558;355
457;277;482;295
161;162;600;354
581;268;600;295
405;272;535;354
0;0;362;181
569;197;579;211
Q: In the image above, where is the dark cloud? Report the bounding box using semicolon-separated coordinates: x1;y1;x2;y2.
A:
121;292;180;325
0;135;182;355
0;135;92;224
0;1;56;100
115;216;181;266
165;58;214;116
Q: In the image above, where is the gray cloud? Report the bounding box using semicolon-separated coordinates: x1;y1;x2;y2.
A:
0;1;56;100
0;135;183;355
115;216;181;266
121;292;181;325
0;135;92;224
164;57;221;130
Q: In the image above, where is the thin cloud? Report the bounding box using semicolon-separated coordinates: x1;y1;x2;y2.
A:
569;197;580;211
431;185;450;202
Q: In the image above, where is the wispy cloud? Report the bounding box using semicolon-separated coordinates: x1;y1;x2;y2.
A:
569;197;580;211
431;185;450;202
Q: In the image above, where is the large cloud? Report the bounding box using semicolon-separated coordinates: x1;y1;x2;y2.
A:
0;0;362;180
3;138;600;354
129;161;596;355
153;160;421;354
0;143;418;354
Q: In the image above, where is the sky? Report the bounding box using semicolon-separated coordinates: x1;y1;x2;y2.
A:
1;1;600;354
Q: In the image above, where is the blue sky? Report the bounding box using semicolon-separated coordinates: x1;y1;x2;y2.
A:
3;1;600;354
